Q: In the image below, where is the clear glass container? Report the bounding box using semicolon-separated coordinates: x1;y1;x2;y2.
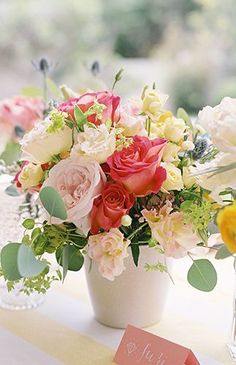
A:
228;257;236;361
0;174;44;310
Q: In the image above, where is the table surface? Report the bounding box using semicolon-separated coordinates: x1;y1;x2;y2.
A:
0;175;235;365
0;254;235;365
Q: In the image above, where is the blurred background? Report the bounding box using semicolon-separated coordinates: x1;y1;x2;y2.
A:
0;0;236;113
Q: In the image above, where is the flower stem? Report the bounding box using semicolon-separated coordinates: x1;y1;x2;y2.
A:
127;223;148;241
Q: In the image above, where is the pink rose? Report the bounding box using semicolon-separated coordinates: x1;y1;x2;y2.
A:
107;136;167;196
142;201;201;258
88;228;129;280
42;157;106;235
117;100;147;137
91;181;134;234
58;91;120;126
0;96;44;134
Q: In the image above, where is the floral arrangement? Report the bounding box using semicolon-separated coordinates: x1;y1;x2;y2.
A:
0;74;230;294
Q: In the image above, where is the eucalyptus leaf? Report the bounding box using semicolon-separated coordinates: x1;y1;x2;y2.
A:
56;245;84;272
1;243;22;281
17;244;47;278
187;259;217;292
131;244;140;267
62;245;69;281
39;186;67;220
0;141;21;166
215;245;232;260
5;184;20;197
22;218;35;230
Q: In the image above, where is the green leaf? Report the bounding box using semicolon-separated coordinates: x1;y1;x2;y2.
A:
215;245;232;260
46;78;61;98
56;245;84;272
5;184;20;197
177;107;194;133
39;186;67;220
0;141;21;166
21;86;43;97
17;244;47;278
1;243;22;281
22;219;35;230
187;259;217;292
62;245;69;281
74;105;85;122
131;244;140;267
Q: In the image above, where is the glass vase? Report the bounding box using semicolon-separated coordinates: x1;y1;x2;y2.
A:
228;257;236;361
0;174;44;310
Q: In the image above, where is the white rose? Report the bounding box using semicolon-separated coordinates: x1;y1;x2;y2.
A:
19;163;43;190
162;163;183;191
162;142;181;163
71;124;116;164
42;156;106;236
163;117;186;143
21;117;72;164
198;97;236;154
191;153;236;204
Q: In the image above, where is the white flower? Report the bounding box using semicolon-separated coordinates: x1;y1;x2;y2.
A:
88;228;129;280
42;156;106;236
182;166;196;188
71;124;116;164
162;163;183;191
191;153;236;204
198;97;236;154
21;117;72;164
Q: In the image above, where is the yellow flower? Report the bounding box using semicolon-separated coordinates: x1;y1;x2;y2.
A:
19;163;43;190
162;142;181;163
217;202;236;253
142;88;168;118
182;166;196;188
162;163;183;191
163;117;186;143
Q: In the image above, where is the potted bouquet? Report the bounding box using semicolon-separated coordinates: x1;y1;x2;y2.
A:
0;75;221;328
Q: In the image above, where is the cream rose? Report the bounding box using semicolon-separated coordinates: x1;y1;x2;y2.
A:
198;97;236;154
21;117;72;164
162;142;181;163
182;166;196;188
162;163;183;191
42;156;106;235
88;228;129;280
71;124;116;164
142;88;168;118
163;117;186;143
19;163;43;190
191;153;236;204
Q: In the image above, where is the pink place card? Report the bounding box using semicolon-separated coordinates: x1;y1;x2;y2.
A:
114;325;200;365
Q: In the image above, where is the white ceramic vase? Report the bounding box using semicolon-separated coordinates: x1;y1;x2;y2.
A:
85;246;172;329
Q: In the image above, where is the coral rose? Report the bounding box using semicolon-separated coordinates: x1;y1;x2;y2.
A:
107;136;167;196
90;182;134;234
58;91;120;126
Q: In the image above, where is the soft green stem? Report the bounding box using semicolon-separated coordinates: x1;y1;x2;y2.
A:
127;223;148;241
